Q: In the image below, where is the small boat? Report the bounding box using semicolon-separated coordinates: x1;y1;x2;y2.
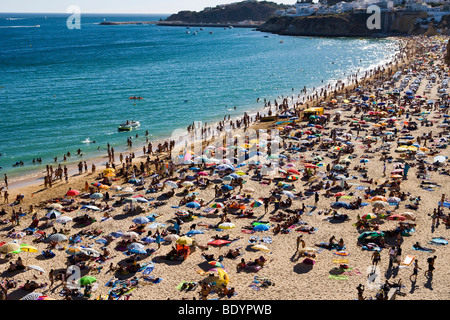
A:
118;121;140;132
129;96;143;100
200;28;204;31
186;31;190;34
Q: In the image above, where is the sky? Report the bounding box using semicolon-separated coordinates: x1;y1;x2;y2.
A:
0;0;299;14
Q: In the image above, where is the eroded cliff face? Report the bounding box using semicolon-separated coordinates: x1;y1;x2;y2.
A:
258;11;432;37
165;1;287;24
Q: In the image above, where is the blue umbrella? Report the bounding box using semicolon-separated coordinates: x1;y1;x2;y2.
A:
221;185;234;191
188;167;200;171
360;159;369;163
186;229;204;237
186;202;201;209
128;243;146;254
253;224;270;231
332;201;350;209
132;216;150;225
141;237;156;243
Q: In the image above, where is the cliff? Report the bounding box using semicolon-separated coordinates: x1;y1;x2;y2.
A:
164;1;288;24
258;11;432;37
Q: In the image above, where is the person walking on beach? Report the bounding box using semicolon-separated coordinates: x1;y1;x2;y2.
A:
296;235;305;251
356;284;365;300
314;192;319;206
3;190;9;204
49;269;55;288
425;256;437;278
4;174;8;189
409;260;421;282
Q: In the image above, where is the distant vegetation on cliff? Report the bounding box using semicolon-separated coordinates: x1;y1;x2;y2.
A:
165;1;289;23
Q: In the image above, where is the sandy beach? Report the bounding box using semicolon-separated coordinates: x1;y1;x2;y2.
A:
0;35;449;301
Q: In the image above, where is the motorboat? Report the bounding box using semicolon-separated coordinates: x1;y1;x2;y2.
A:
118;120;140;132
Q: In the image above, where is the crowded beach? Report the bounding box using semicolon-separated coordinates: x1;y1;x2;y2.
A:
0;35;449;301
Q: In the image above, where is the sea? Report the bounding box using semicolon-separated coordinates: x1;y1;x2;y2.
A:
0;13;400;186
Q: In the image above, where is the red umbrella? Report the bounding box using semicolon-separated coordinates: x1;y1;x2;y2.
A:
287;168;300;175
334;192;346;197
303;163;317;169
66;189;80;196
387;215;406;221
207;239;231;247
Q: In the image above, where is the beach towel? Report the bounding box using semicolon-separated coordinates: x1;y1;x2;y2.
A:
143;276;162;284
334;251;349;256
401;255;415;266
262;237;272;244
142;263;155;275
429;237;448;246
248;236;259;243
95;238;108;245
249;284;261;291
332;258;349;264
241;230;255;234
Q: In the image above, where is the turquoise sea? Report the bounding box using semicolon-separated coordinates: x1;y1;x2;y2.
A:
0;13;399;183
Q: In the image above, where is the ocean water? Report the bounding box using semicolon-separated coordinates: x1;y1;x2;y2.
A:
0;13;399;182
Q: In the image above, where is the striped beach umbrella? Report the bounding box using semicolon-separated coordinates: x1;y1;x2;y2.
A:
250;200;264;208
66;246;83;256
47;233;67;242
211;202;225;208
218;222;236;230
0;242;21;254
361;213;377;220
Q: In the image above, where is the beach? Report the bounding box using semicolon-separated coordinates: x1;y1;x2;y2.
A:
0;35;449;301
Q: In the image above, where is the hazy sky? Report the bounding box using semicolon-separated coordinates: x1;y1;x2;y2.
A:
0;0;298;14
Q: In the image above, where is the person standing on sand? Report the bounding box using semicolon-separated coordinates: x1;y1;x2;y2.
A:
425;256;437;278
314;192;319;206
4;174;8;189
4;190;9;204
410;260;421;282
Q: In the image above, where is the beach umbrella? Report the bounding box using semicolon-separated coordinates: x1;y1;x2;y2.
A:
147;222;166;229
66;189;80;197
387;215;406;221
186;202;201;209
142;236;156;243
181;181;194;187
81;248;100;257
208;261;225;269
47;203;63;210
361;213;377;220
175;209;189;217
221;185;234;191
186;230;204;237
333;164;345;170
388;197;401;204
358;231;385;241
90;193;103;199
47;233;67;242
45;210;61;219
370;196;387;202
197;171;209;176
103;168;115;175
253;224;270;231
55;216;73;225
164;234;179;242
27;265;45;274
287;169;300;175
122;231;139;240
79;276;97;287
165;181;179;188
211;202;225;209
218;222;236;230
360;159;369;163
208;239;231;247
19;245;38;253
251;244;270;252
434;156;446;163
9;231;26;239
400;212;416;221
176;236;193;246
128;242;146;253
282;191;295;198
371;201;389;209
66;246;83;256
334;192;346;197
250;200;264;208
132;216;150;225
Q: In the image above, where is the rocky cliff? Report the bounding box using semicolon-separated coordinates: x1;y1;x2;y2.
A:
165;1;288;24
258;11;432;37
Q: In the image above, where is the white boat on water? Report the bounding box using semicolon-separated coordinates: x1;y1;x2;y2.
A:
118;120;140;132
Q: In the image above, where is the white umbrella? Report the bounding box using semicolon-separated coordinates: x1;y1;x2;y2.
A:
122;231;139;240
55;216;73;224
27;265;45;273
47;203;63;210
164;234;179;242
165;181;178;189
433;155;446;163
282;191;295;198
81;248;100;257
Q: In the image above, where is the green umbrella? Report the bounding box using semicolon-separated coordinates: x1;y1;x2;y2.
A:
79;276;97;286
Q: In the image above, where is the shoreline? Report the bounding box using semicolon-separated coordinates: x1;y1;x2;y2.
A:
3;37;403;192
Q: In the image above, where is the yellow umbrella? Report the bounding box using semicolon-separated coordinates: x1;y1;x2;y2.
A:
19;245;38;253
217;268;229;286
176;236;193;246
103;168;115;174
251;244;270;252
104;172;116;178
